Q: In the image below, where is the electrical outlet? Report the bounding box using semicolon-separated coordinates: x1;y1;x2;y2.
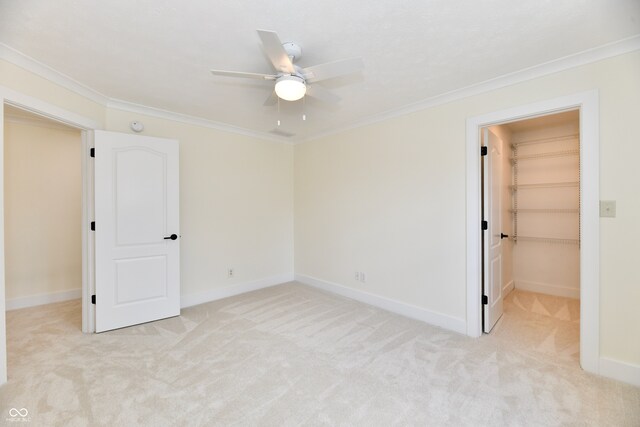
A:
228;268;234;278
600;200;616;218
354;271;360;281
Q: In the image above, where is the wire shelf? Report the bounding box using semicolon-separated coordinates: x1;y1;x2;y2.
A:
512;134;579;147
511;149;579;162
511;235;579;245
511;181;579;191
510;208;579;214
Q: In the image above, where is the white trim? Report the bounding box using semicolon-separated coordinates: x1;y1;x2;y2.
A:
0;85;102;130
465;90;600;375
514;280;579;299
599;357;640;387
503;280;515;297
0;43;109;106
0;102;5;384
299;35;640;144
2;36;639;145
180;273;294;309
296;274;467;334
0;44;287;144
4;114;81;132
106;99;290;145
81;131;96;333
6;289;82;311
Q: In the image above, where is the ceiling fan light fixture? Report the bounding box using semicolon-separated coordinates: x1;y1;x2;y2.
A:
275;75;306;101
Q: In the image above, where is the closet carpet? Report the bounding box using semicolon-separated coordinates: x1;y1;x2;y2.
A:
1;283;639;426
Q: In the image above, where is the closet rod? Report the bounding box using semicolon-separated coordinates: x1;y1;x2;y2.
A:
512;133;579;147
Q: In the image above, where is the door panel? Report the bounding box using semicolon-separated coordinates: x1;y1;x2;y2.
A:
114;148;167;245
483;128;504;333
115;256;167;305
95;130;180;332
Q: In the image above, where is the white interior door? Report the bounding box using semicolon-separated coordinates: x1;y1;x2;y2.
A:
94;130;180;332
483;128;504;333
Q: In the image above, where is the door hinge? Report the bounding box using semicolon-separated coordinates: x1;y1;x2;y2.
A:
90;147;95;158
90;221;95;231
482;220;488;230
481;146;488;156
91;294;96;305
482;295;488;305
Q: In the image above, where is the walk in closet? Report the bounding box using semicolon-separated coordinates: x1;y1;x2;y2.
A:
497;110;580;299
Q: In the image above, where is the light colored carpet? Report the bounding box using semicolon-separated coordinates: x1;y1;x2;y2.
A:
1;283;639;426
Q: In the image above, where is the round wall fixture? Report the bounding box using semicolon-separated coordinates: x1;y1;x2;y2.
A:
130;121;144;132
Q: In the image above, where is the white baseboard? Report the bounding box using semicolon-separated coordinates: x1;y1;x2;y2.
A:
6;289;82;310
295;274;467;334
503;280;515;297
515;280;579;299
599;357;640;387
180;273;294;309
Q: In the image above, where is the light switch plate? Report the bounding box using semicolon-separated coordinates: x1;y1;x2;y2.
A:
600;200;616;218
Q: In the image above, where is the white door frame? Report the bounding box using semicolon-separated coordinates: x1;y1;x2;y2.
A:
0;86;101;383
466;90;600;374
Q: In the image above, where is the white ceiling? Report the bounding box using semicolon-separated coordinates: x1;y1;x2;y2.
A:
0;1;638;141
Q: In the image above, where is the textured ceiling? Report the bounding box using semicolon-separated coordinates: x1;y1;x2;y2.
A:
0;0;638;141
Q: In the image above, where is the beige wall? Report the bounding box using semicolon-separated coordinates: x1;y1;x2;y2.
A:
295;51;640;366
4;119;82;300
0;58;295;303
1;51;638;370
104;110;294;299
0;59;295;383
0;60;105;126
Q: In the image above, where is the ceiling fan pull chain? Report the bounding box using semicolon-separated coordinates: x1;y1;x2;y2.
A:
277;96;281;126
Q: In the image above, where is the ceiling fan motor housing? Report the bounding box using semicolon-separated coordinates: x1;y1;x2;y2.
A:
283;42;302;62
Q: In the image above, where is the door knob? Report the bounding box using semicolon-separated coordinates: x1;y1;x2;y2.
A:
164;234;178;240
500;233;509;239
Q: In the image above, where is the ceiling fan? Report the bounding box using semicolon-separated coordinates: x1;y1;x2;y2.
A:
210;30;364;105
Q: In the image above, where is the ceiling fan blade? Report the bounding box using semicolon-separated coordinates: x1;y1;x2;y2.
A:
263;91;278;106
302;57;364;83
306;85;341;104
257;29;295;74
210;69;277;80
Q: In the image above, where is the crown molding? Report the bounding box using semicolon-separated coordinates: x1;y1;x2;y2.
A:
0;43;110;106
298;34;640;144
106;99;291;144
0;42;289;144
2;34;639;145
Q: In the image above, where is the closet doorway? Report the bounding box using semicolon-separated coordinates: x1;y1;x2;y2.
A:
481;111;581;361
4;105;83;316
465;91;600;374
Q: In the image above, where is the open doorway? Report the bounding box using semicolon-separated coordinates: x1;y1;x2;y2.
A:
465;90;600;375
4;105;83;314
480;110;581;363
0;93;97;383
